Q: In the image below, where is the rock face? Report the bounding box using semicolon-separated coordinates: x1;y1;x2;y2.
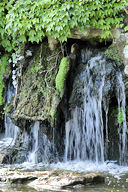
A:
105;29;128;70
6;42;62;126
72;28;128;71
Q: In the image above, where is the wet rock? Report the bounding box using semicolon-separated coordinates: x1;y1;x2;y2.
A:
0;153;6;164
7;175;37;184
28;170;105;191
0;168;104;191
69;50;117;109
6;42;62;127
0;168;37;184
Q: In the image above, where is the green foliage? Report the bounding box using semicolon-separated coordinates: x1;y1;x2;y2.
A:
0;54;9;105
31;66;39;74
124;26;128;31
118;108;124;124
111;107;128;124
56;57;69;92
105;44;122;64
0;0;127;52
0;0;13;51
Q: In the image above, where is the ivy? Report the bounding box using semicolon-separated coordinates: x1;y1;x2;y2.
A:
2;0;127;48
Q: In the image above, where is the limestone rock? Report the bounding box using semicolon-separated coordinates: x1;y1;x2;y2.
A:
7;174;37;184
0;168;104;191
28;170;104;191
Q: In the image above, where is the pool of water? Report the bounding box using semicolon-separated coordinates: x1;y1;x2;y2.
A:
0;161;128;192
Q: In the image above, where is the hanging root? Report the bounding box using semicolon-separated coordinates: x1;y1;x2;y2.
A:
123;5;128;14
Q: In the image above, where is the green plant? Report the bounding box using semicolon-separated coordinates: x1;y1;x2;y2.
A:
105;44;122;64
118;108;124;124
0;54;10;105
55;57;69;92
3;0;128;50
31;66;39;74
112;107;127;124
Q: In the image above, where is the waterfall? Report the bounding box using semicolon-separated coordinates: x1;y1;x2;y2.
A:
64;51;127;165
28;121;39;163
65;54;106;163
103;97;109;160
116;72;127;164
27;121;55;163
4;83;19;146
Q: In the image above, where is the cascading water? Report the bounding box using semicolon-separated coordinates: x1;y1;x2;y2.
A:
0;83;19;149
28;121;40;163
116;72;127;164
103;97;109;160
64;50;127;165
27;121;57;164
65;54;105;163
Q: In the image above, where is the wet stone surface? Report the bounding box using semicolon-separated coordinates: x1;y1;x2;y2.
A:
0;168;104;191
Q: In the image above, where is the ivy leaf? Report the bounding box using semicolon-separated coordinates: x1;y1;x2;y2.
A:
124;26;128;31
19;35;26;43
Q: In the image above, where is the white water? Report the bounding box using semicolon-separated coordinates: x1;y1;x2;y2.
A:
116;72;127;164
0;83;19;149
64;52;127;165
27;121;54;164
51;161;127;175
65;55;106;163
28;121;39;163
103;97;109;160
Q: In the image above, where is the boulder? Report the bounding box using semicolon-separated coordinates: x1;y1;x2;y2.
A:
28;170;105;191
0;167;104;191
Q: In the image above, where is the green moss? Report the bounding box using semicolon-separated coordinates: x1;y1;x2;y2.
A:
111;107;128;124
50;109;56;119
31;65;39;74
0;54;10;105
7;42;62;126
4;96;14;114
105;43;125;66
55;57;69;92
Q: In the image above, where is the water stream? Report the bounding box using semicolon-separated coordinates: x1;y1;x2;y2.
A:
65;54;105;163
0;83;19;150
27;121;40;163
64;51;127;165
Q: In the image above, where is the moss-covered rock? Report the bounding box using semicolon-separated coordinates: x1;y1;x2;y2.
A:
105;43;124;66
6;41;63;126
105;30;128;69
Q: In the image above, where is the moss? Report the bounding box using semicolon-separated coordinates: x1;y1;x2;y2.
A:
55;57;69;92
4;100;13;114
111;106;128;124
0;54;11;105
105;44;121;64
50;109;56;119
105;41;127;67
7;42;62;126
